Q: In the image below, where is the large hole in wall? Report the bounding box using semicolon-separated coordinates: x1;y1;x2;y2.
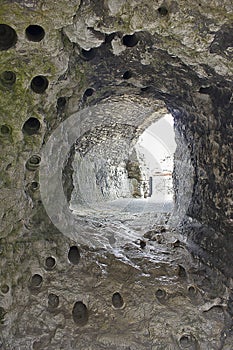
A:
69;113;176;215
42;99;194;248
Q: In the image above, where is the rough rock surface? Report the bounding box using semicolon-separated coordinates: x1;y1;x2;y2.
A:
0;0;232;349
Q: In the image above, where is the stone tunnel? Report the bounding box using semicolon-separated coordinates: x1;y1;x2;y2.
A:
0;0;232;349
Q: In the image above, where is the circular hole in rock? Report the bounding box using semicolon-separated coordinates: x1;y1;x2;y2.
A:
26;155;41;171
81;48;96;61
33;341;42;350
0;24;17;50
68;246;80;265
158;6;168;16
155;288;166;300
72;301;89;325
1;284;9;294
84;88;94;97
30;274;43;288
30;181;40;191
112;292;124;308
122;33;138;47
188;285;197;297
57;97;67;111
22;117;41;135
179;334;196;349
0;71;16;86
25;25;45;42
45;257;56;270
30;75;48;94
48;293;59;308
178;265;187;278
123;70;132;79
0;125;11;135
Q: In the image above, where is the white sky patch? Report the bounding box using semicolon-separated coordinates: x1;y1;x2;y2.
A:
136;113;176;174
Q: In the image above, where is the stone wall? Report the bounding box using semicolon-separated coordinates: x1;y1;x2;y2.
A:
0;0;232;348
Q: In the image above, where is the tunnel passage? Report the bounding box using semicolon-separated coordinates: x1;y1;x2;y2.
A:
0;1;232;349
68;112;177;216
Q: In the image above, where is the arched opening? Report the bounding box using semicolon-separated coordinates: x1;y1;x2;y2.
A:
60;101;182;247
69;112;176;213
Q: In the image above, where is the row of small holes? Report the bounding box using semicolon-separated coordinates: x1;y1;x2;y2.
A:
1;4;170;50
29;246;80;288
0;24;45;51
0;72;49;94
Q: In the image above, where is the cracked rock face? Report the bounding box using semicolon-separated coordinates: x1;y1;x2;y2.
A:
0;0;232;349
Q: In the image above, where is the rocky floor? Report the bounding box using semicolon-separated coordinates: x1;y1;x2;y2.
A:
1;202;232;350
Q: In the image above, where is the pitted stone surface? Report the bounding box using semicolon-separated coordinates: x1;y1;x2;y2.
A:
0;0;232;349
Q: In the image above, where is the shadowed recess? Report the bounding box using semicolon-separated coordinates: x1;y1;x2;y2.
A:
72;301;89;325
30;75;49;94
155;288;167;300
25;25;45;42
81;48;96;60
0;24;17;50
112;292;124;308
179;334;197;349
48;293;59;308
0;125;11;135
84;88;94;97
158;6;168;16
1;285;9;294
30;181;40;191
26;155;41;171
68;246;80;265
123;70;132;79
122;33;138;47
45;257;56;270
30;274;43;288
22;117;41;135
0;71;16;86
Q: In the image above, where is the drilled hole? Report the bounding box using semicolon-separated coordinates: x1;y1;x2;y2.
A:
84;88;94;97
0;71;16;86
48;293;59;308
122;71;132;79
30;75;48;94
158;6;168;16
0;24;17;50
57;97;67;112
30;274;43;288
1;284;9;294
26;155;41;171
155;288;166;300
72;301;89;325
112;292;124;308
30;181;40;191
45;257;56;270
122;33;138;47
68;246;80;265
178;265;187;278
25;25;45;42
179;334;196;349
22;117;41;135
0;125;10;135
81;48;96;61
188;285;197;297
